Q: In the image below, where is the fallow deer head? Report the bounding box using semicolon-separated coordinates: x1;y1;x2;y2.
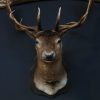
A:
6;0;93;96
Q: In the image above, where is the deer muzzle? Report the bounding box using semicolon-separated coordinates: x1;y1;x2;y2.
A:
42;51;56;62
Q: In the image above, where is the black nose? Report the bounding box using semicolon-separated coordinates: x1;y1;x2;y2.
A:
46;54;54;61
43;52;55;62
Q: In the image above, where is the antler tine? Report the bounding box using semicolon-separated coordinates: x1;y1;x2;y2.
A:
55;6;62;32
59;0;93;36
37;7;42;31
6;0;37;39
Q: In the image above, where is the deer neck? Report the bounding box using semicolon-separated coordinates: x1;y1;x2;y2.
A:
33;53;68;96
34;53;66;81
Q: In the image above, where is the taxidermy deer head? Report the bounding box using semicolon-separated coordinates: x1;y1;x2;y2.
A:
6;0;93;96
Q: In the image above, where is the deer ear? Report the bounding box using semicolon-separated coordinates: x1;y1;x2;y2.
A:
59;26;70;37
25;30;37;40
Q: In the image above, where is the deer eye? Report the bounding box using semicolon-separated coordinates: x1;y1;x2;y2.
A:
57;39;61;44
35;39;40;44
35;40;39;44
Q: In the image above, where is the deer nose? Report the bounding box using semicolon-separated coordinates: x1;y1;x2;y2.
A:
42;51;56;62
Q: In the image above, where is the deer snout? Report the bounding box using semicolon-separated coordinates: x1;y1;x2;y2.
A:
42;51;56;62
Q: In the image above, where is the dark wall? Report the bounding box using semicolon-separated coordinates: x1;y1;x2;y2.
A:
0;0;100;100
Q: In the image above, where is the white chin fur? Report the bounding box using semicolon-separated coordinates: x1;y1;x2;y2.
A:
34;73;68;95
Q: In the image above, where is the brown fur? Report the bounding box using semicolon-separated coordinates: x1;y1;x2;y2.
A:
34;32;65;81
33;31;68;95
6;0;93;96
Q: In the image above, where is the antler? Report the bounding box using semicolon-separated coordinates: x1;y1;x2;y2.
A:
55;0;93;36
55;6;62;32
6;0;42;39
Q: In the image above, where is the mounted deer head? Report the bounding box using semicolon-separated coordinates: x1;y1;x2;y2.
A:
6;0;93;96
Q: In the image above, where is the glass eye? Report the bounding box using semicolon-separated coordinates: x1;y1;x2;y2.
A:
57;39;61;43
35;40;39;44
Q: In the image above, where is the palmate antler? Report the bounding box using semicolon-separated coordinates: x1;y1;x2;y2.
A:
6;0;42;39
55;0;93;36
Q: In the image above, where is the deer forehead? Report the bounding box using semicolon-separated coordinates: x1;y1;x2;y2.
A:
36;30;60;43
37;36;60;42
